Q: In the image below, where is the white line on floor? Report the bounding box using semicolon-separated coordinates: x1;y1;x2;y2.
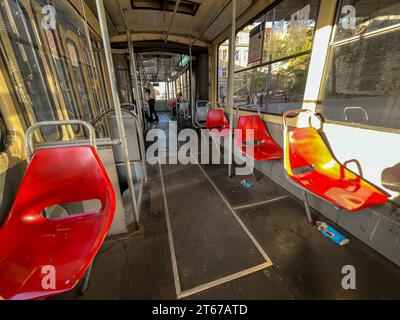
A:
158;161;182;298
193;160;273;264
233;196;289;211
178;262;270;299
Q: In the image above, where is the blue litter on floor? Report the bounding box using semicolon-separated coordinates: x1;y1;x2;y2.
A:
317;221;350;246
241;179;255;189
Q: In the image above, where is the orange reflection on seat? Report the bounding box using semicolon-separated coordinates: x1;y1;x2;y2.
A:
285;127;388;212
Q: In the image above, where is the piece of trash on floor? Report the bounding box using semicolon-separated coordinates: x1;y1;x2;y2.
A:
316;221;350;246
241;179;254;189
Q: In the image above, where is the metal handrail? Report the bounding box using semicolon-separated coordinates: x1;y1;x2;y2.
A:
92;108;148;182
282;109;314;128
34;138;120;150
26;120;96;161
344;106;369;122
206;101;223;110
120;102;137;112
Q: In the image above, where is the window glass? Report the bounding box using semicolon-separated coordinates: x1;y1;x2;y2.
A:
185;70;190;101
114;53;132;104
234;54;311;114
67;39;93;121
335;0;400;42
266;0;318;62
175;77;180;97
235;15;265;71
218;39;229;106
38;0;101;123
44;30;79;122
84;48;103;112
94;48;110;107
233;0;318;114
319;28;400;130
0;0;59;140
0;0;103;139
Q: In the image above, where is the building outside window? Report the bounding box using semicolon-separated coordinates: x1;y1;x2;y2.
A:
218;0;319;114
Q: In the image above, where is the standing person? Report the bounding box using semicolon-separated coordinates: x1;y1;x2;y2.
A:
144;79;159;122
219;86;226;105
176;92;185;120
259;92;264;110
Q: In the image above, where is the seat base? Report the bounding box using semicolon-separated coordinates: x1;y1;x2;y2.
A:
238;142;283;161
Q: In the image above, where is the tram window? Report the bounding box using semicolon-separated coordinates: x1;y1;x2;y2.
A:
0;0;59;140
84;48;103;113
235;15;265;72
36;0;100;124
230;0;319;114
94;49;110;107
176;77;181;97
218;39;229;106
265;0;318;62
114;54;132;104
43;30;80;123
334;0;400;42
183;70;189;102
233;54;311;114
67;39;93;122
319;23;400;130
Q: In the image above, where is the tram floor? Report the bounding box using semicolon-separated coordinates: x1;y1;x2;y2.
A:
54;113;400;300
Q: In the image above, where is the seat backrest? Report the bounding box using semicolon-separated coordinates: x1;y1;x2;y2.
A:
0;146;115;300
196;107;208;122
179;102;189;113
286;127;345;179
237;115;272;142
206;109;229;129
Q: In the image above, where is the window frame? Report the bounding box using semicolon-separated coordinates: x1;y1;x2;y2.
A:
0;111;7;153
216;38;229;106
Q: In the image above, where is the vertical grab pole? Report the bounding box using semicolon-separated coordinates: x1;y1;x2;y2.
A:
96;0;140;228
227;0;236;177
127;30;149;183
128;30;144;129
189;38;196;128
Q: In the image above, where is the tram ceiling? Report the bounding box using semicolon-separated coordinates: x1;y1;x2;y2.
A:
84;0;254;42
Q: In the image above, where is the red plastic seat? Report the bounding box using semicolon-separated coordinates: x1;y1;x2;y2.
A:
285;127;388;211
0;146;115;300
235;115;283;161
206;109;230;136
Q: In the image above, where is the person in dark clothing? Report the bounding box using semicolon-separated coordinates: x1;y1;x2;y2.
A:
144;80;159;122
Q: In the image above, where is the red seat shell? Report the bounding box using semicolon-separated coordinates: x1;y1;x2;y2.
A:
0;146;115;300
235;115;283;161
206;110;230;137
285;127;388;212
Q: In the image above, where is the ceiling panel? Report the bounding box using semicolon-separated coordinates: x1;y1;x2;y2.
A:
84;0;253;41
